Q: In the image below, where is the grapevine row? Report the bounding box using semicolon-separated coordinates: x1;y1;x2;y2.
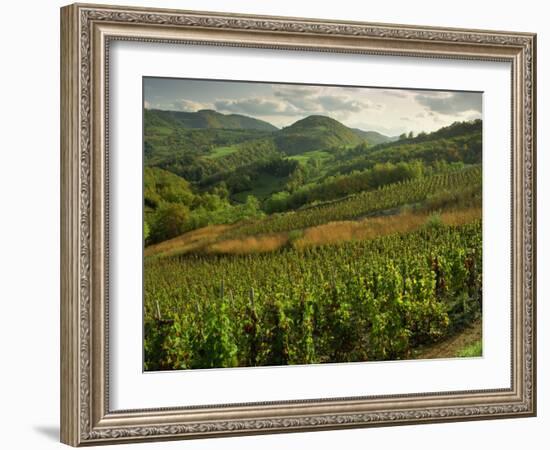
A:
144;221;482;370
226;165;481;238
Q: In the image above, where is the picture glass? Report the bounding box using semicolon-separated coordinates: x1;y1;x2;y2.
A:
142;77;483;372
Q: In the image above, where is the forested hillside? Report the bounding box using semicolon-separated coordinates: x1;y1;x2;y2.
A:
143;110;481;244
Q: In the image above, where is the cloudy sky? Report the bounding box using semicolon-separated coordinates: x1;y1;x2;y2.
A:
144;77;482;136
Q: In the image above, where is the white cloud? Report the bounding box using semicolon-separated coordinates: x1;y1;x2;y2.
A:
273;85;322;99
414;91;482;115
144;79;482;136
172;99;212;112
214;98;296;116
318;95;372;113
146;99;212;112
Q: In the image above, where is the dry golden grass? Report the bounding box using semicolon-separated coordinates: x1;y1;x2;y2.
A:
145;207;482;257
205;233;288;255
293;213;425;249
441;207;482;226
294;207;482;249
144;224;233;257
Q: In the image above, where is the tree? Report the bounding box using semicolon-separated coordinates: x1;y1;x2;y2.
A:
211;182;229;199
265;191;290;213
239;196;263;220
144;167;194;207
285;165;306;192
150;202;190;243
144;221;150;243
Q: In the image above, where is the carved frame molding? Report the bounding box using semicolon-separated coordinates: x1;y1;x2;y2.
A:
61;3;536;446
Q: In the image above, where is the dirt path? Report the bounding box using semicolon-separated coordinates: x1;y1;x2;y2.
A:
413;320;482;360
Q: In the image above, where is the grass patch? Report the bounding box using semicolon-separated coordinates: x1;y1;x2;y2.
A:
144;224;233;258
205;233;288;255
287;149;332;163
456;340;482;357
145;125;174;136
207;144;240;159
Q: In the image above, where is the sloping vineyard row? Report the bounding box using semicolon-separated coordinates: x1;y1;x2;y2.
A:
145;221;482;370
226;165;481;238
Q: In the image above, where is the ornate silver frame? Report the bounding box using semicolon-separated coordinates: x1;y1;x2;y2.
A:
60;3;537;446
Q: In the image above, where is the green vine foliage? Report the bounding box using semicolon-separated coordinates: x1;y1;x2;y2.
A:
144;221;482;370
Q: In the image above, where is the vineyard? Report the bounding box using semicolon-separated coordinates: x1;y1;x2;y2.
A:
225;165;481;238
142;92;484;371
144;220;482;370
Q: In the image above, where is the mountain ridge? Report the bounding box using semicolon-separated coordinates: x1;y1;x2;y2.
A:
146;108;399;145
145;108;279;132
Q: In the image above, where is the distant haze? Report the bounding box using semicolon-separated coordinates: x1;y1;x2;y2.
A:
144;77;482;137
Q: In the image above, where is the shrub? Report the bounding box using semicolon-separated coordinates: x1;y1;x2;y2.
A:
424;212;444;230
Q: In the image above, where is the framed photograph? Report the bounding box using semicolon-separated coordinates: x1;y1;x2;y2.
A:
60;3;537;446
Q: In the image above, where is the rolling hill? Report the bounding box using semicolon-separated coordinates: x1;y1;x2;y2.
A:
145;108;278;132
350;128;396;145
274;115;365;155
144;108;483;214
